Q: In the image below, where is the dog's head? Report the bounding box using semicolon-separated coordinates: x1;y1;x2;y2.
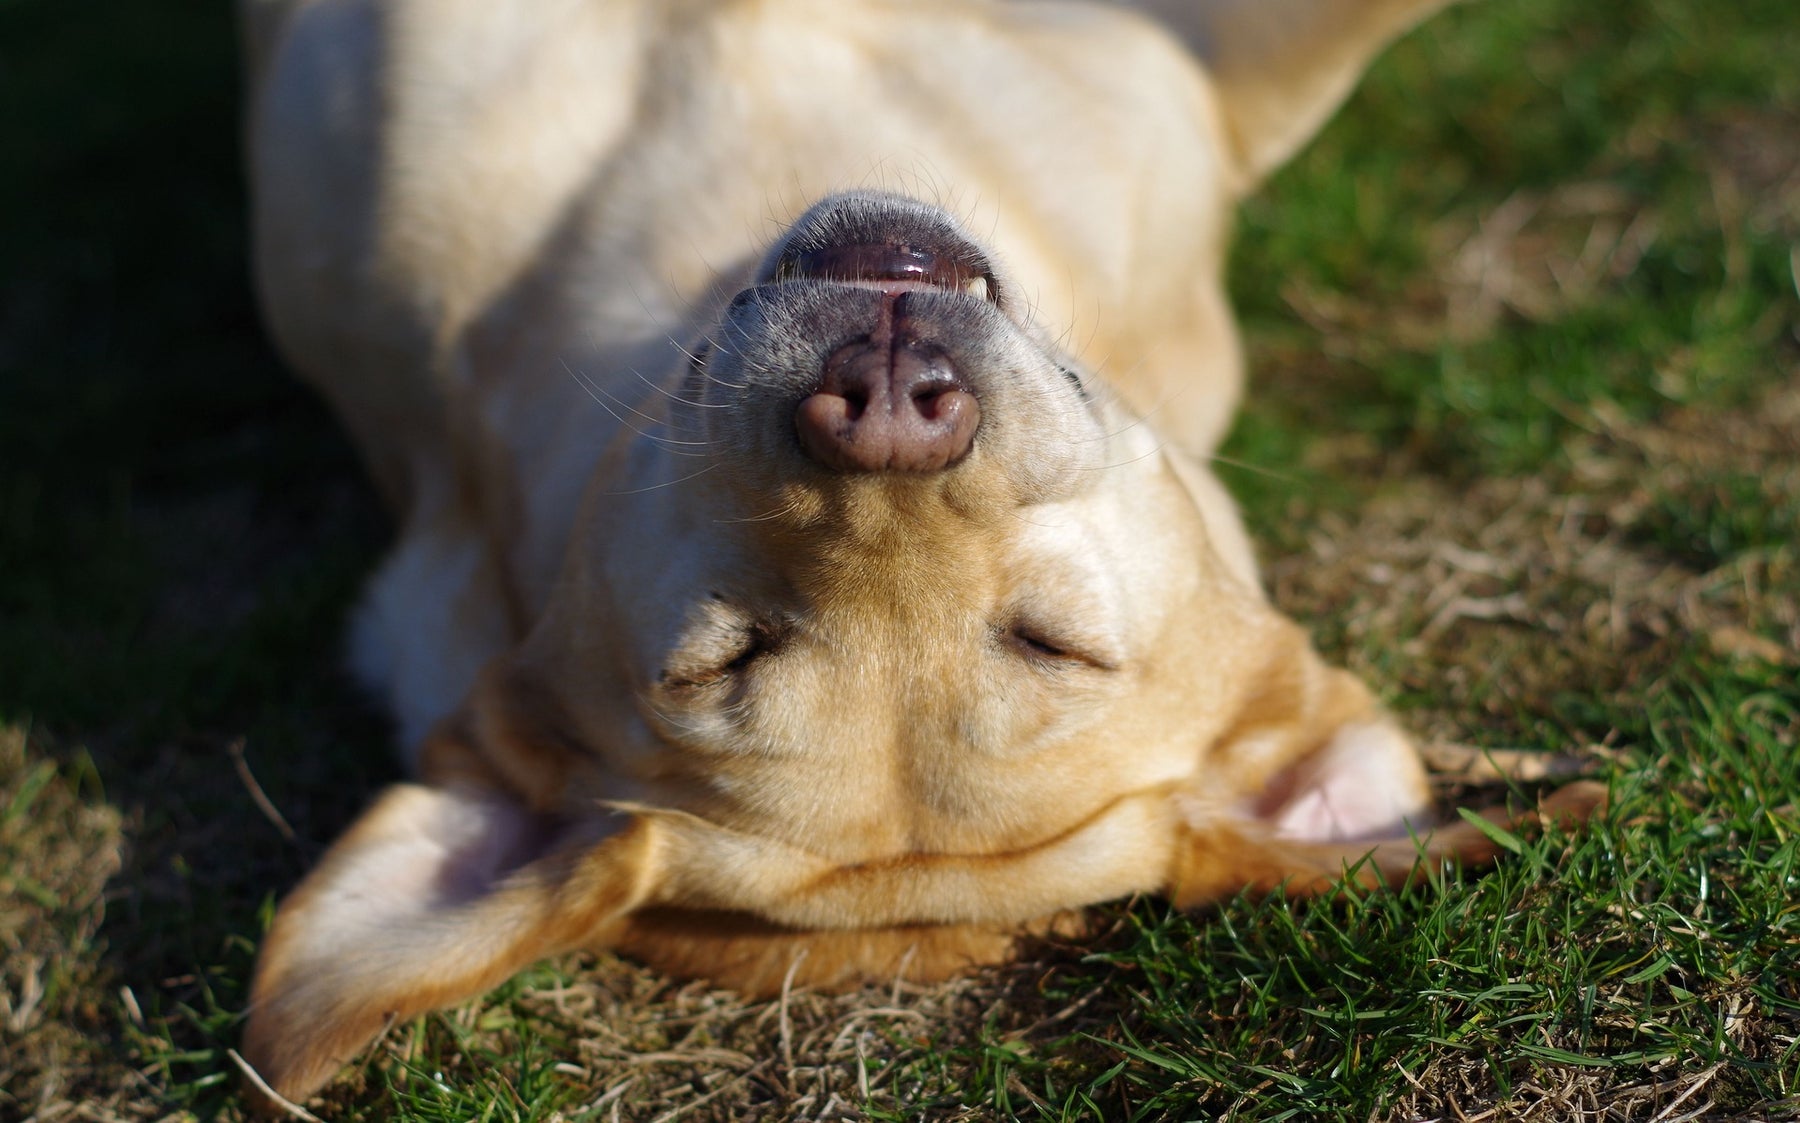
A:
475;193;1309;862
245;193;1473;1108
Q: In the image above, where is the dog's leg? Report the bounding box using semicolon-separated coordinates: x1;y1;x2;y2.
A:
240;786;659;1106
238;0;308;93
1116;0;1455;181
349;503;521;756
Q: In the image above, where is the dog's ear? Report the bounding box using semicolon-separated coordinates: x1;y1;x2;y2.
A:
1121;0;1453;182
1170;778;1608;905
239;783;658;1108
1169;622;1607;904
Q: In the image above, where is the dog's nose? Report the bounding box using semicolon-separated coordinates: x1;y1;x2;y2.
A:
795;304;980;473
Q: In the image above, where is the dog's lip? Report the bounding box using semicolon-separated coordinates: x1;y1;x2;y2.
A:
772;243;995;302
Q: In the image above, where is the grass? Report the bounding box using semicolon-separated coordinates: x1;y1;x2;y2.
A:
1;0;1796;1119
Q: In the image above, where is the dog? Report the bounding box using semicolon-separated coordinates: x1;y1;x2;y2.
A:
237;0;1604;1104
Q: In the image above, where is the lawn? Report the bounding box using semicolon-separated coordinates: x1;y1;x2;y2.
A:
2;0;1795;1119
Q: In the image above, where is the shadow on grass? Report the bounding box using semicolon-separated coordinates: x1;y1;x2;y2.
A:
0;0;399;1110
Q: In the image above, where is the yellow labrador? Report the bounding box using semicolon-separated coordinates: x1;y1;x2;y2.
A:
238;0;1602;1103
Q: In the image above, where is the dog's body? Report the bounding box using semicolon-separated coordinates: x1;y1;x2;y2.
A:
239;0;1600;1104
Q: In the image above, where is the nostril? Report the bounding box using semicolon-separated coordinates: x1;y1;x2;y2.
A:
794;338;981;473
909;380;960;417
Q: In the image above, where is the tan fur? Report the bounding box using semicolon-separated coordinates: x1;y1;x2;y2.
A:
239;0;1603;1106
614;908;1096;997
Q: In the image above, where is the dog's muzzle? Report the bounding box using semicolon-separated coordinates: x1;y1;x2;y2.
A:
694;192;1096;505
751;194;1008;474
727;194;1022;475
790;290;982;473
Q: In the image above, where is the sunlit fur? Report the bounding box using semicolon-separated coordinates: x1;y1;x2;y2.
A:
238;0;1603;1108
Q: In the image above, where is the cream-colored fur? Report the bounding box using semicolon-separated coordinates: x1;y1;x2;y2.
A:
239;0;1602;1105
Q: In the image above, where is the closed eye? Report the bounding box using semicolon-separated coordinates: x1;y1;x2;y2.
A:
999;622;1117;672
1009;627;1068;660
661;621;782;689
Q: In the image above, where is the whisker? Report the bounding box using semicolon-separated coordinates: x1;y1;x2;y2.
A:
599;462;721;497
691;330;751;391
1207;454;1298;483
1002;507;1069;530
598;366;683;429
564;361;713;455
641;699;724;739
714;495;806;525
636;366;731;409
1074;443;1165;473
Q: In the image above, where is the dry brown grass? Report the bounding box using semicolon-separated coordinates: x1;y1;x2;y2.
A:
317;944;1130;1122
1268;375;1800;746
0;727;141;1119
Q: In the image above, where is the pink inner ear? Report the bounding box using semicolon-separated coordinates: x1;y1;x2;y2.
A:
327;789;553;915
1257;721;1434;843
423;792;565;906
280;786;584;975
